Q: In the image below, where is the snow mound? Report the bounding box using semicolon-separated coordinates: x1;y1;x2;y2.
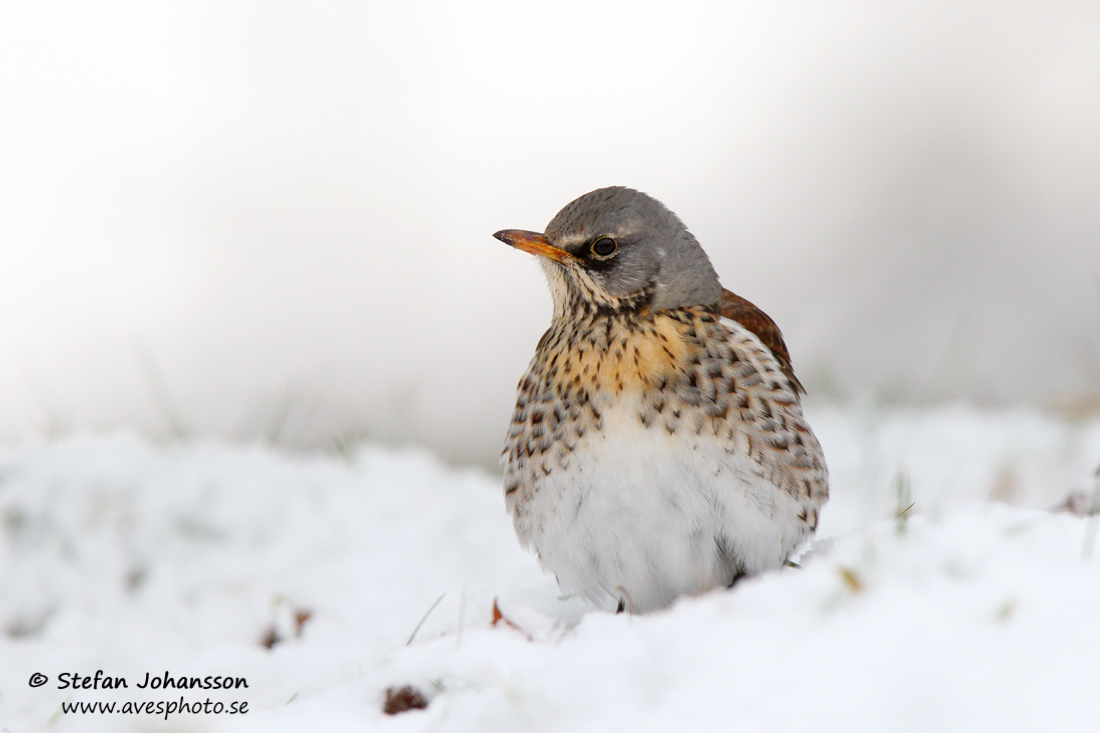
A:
1;406;1098;732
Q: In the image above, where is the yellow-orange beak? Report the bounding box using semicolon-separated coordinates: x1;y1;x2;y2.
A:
493;229;578;265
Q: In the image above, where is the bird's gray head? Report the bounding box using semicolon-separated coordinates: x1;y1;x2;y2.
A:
494;186;722;316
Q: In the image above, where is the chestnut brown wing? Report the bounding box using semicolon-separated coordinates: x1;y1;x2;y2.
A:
719;288;804;395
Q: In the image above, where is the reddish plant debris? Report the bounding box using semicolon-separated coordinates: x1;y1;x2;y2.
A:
383;685;429;715
259;627;279;650
260;606;313;649
293;608;312;636
491;598;533;640
1057;490;1099;517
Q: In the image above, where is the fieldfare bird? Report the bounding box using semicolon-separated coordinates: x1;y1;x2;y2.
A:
495;186;828;613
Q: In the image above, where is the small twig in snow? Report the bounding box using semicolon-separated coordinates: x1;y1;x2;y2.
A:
406;593;446;647
893;468;913;535
1082;465;1100;561
455;585;468;651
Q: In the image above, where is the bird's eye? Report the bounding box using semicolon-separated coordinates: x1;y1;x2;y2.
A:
590;237;617;258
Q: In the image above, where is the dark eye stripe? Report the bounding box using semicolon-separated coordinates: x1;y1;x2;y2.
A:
591;237;617;258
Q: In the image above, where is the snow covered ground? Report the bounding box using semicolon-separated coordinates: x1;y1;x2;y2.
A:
1;405;1099;732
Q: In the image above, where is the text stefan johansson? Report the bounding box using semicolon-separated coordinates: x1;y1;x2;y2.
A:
57;671;248;690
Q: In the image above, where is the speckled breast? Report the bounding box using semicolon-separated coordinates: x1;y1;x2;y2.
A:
501;306;827;611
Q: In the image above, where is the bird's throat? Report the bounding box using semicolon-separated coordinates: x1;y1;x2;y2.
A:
536;305;716;399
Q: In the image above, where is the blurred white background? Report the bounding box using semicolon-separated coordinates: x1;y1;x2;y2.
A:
2;0;1098;464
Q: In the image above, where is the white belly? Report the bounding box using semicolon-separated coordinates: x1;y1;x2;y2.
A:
514;395;809;613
